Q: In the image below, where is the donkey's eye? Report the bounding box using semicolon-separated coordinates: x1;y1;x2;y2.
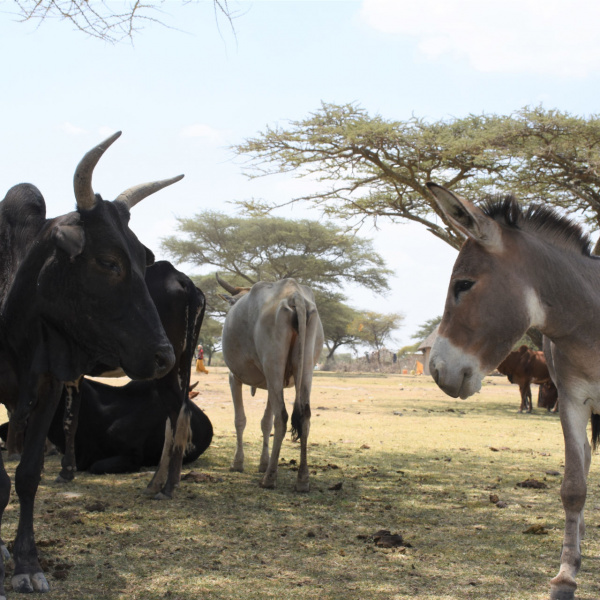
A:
454;279;474;300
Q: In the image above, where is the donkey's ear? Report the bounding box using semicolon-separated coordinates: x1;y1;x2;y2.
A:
426;182;502;251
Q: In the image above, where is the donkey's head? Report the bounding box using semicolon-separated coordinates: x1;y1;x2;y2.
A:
427;183;546;399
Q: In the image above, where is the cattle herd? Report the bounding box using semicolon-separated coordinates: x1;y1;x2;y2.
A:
0;137;589;600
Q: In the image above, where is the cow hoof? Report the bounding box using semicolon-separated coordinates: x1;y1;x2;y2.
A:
153;492;172;501
259;478;276;489
258;464;268;473
1;545;9;562
295;481;310;493
12;572;49;593
229;465;244;473
55;473;73;484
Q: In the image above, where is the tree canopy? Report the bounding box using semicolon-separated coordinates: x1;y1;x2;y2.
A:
162;212;392;294
234;103;600;250
162;213;394;359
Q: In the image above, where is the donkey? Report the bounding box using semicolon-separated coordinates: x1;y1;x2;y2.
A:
427;182;600;600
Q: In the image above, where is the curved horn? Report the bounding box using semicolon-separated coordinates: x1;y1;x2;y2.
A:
73;131;122;211
115;174;185;211
216;273;241;294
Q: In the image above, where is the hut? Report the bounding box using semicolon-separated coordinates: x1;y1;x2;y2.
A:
417;326;438;376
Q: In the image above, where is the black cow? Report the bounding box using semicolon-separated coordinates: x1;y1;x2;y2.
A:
56;261;211;499
0;132;181;596
41;378;213;474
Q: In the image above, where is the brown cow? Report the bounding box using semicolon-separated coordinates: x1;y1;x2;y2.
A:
497;345;555;413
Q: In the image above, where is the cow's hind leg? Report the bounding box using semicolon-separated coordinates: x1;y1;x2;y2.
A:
260;388;286;489
259;400;273;473
229;374;246;472
550;401;590;600
526;383;533;413
292;401;311;492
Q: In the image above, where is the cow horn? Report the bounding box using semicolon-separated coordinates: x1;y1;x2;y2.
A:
73;131;122;211
216;273;241;294
115;174;185;210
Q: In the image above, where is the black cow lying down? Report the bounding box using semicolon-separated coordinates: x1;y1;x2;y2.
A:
0;382;213;474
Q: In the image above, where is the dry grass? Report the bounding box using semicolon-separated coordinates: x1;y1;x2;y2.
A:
1;368;599;600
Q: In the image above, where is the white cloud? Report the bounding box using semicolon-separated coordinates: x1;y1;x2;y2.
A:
179;123;225;143
60;122;87;136
360;0;600;77
97;126;119;138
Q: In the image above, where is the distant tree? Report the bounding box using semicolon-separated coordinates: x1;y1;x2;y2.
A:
162;212;392;294
10;0;236;43
314;291;361;364
411;316;442;342
350;311;404;366
197;315;222;366
191;272;250;320
397;342;419;358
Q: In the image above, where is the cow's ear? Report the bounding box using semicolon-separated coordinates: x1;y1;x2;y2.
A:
218;293;238;306
144;246;155;267
52;224;85;260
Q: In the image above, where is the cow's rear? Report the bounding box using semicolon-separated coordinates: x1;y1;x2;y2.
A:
219;277;323;492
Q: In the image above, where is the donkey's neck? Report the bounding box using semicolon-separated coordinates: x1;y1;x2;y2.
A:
525;238;600;346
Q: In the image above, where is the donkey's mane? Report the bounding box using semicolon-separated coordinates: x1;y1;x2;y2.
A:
480;195;593;256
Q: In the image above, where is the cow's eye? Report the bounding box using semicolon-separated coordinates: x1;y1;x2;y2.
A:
453;279;474;300
96;257;121;274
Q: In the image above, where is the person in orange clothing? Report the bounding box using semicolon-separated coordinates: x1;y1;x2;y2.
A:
195;344;209;374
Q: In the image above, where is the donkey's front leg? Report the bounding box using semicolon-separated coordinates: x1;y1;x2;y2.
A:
550;402;590;600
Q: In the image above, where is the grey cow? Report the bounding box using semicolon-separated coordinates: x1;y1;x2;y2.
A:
217;275;323;492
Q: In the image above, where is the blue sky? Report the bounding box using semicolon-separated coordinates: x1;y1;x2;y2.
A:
1;0;599;347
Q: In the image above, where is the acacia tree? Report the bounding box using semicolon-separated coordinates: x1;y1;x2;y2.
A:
162;213;393;360
411;316;442;342
502;107;600;237
350;311;404;366
197;316;222;366
10;0;235;43
234;102;514;250
162;212;392;293
314;291;361;364
234;103;600;248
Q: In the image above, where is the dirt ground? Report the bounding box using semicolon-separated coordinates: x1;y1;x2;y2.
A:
0;368;598;600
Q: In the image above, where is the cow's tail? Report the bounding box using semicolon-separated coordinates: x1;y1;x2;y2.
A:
592;414;600;452
291;292;308;441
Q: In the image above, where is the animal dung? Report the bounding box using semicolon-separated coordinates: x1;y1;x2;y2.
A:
516;479;548;489
523;524;549;535
372;530;411;548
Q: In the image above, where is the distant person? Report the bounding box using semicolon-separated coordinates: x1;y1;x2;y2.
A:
196;344;209;374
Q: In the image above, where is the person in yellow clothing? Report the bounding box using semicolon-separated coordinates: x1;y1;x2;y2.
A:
415;360;424;375
196;344;209;374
